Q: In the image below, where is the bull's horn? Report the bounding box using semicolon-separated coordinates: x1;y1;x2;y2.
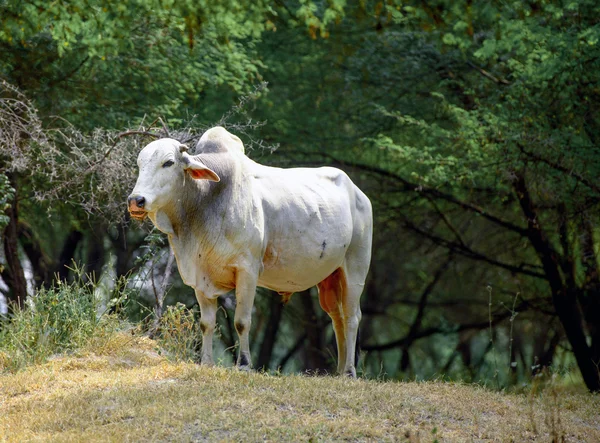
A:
179;143;189;153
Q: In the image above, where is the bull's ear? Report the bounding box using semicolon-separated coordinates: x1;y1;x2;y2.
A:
182;153;220;182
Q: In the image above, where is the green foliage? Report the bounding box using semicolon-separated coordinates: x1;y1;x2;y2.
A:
0;269;126;372
0;0;273;129
135;229;168;267
2;0;600;389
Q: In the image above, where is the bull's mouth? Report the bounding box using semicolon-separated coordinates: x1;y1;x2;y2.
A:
129;209;148;221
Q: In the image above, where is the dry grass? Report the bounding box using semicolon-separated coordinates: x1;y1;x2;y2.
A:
1;333;599;442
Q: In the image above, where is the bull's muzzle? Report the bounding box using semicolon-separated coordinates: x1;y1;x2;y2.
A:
127;195;148;221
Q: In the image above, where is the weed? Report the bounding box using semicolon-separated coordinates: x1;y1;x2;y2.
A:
507;292;519;372
0;267;126;372
545;378;566;443
156;303;201;362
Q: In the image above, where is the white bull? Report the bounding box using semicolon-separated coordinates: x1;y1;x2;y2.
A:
128;127;372;376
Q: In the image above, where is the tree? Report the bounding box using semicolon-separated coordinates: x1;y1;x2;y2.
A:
340;0;600;391
245;0;600;389
3;0;599;390
0;0;274;303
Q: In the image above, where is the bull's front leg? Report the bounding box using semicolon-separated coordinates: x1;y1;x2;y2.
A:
234;269;258;369
196;291;218;365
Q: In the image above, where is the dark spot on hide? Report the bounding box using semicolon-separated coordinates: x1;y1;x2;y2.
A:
200;322;208;334
319;240;327;259
235;321;245;335
238;353;250;367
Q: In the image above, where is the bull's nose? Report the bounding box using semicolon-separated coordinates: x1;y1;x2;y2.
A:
128;196;146;208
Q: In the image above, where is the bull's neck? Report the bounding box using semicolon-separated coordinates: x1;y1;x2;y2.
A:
155;152;239;240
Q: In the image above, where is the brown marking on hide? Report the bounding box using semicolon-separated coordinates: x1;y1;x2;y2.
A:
317;267;346;314
262;243;278;269
279;292;293;304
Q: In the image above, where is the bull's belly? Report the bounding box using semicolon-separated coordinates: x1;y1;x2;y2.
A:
257;235;350;293
258;257;341;292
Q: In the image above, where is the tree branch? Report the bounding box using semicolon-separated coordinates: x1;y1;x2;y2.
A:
315;154;529;237
467;61;510;85
400;254;453;370
517;142;600;195
400;215;546;279
363;307;519;352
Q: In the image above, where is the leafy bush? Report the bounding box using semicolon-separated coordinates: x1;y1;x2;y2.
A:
0;273;126;372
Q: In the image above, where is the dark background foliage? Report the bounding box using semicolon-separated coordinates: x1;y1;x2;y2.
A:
2;0;600;391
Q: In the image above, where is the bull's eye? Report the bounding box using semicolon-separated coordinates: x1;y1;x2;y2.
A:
162;160;174;168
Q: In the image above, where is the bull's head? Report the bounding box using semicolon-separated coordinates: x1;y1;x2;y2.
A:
127;138;220;221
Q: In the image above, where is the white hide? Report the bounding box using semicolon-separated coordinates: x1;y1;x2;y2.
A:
129;127;373;375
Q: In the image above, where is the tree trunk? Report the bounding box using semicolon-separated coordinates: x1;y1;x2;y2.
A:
514;174;600;392
18;221;50;288
400;255;452;373
2;175;27;308
84;230;106;283
300;289;330;373
51;230;83;282
579;217;600;375
111;221;134;282
256;291;284;371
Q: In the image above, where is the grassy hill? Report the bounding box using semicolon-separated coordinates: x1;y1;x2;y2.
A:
1;332;598;442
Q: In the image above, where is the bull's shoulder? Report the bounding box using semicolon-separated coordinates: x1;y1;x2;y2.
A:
194;126;245;155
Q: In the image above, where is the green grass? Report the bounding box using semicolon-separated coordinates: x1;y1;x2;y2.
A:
0;272;127;372
156;302;201;362
1;332;598;442
1;279;598;441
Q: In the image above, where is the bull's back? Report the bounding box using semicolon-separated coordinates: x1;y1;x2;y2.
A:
251;165;360;292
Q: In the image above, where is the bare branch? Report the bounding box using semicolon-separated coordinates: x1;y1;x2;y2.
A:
517;142;600;195
313;153;529;237
467;61;510;85
363;305;523;352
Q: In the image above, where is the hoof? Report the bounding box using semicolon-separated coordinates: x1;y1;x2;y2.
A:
344;368;357;378
237;353;252;369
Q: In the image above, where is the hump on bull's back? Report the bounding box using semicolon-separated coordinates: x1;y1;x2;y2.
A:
196;127;245;155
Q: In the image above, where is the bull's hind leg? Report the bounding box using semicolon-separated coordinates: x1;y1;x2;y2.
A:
234;269;258;369
317;267;363;376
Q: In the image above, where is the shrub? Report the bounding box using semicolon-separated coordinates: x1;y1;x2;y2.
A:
0;272;126;372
